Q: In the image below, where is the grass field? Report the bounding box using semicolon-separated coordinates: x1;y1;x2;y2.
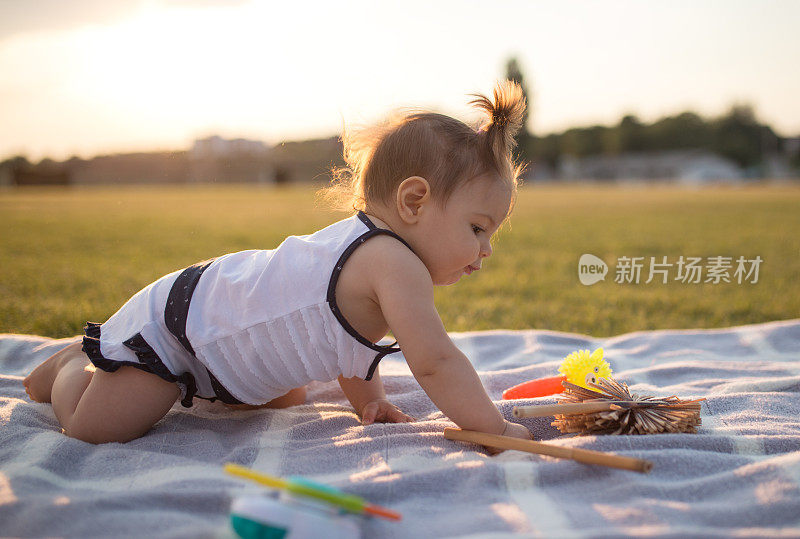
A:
1;183;798;338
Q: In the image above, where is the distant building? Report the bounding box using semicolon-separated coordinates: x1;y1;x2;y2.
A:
70;152;190;184
190;136;268;159
762;151;795;179
189;136;272;184
14;169;70;186
189;135;343;185
525;161;556;182
269;137;343;185
0;161;14;187
785;137;800;156
557;150;744;183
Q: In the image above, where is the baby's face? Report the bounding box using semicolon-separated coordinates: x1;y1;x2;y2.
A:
418;176;512;286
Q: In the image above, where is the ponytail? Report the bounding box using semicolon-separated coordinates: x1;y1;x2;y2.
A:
468;80;526;168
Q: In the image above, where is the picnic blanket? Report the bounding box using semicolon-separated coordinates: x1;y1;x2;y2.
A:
1;319;799;538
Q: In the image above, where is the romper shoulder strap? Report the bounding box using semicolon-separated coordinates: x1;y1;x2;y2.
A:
356;210;416;252
326;211;418;380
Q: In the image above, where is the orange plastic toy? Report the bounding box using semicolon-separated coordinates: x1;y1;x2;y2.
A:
502;375;566;399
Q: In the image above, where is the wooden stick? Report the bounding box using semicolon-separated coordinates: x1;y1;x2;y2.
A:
443;428;653;473
513;402;624;417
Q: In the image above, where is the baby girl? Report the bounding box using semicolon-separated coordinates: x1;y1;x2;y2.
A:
24;80;533;450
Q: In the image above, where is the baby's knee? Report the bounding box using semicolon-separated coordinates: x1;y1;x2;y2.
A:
62;416;147;444
62;423;140;444
60;366;179;444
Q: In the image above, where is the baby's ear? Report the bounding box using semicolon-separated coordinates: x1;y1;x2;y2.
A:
396;176;430;223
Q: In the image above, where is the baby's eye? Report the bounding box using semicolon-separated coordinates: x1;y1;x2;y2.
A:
471;225;483;235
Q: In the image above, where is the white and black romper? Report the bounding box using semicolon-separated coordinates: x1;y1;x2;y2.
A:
81;211;416;407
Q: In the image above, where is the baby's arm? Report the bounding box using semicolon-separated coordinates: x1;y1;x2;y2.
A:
338;371;414;424
338;370;386;413
369;240;529;438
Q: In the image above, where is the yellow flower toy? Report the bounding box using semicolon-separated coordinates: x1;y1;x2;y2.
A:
502;348;612;399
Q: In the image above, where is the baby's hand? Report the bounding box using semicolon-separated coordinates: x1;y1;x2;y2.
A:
486;420;533;456
360;399;415;425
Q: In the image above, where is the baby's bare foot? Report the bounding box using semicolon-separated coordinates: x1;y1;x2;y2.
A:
23;341;82;403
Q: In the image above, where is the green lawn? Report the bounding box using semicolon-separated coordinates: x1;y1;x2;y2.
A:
1;183;798;338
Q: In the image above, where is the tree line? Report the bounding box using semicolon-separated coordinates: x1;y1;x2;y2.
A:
505;58;799;175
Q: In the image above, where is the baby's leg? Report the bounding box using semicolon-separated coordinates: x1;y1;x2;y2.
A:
224;386;306;410
33;344;179;443
24;340;83;403
59;365;180;444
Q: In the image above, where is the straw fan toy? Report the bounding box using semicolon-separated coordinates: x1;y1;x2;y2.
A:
513;377;706;435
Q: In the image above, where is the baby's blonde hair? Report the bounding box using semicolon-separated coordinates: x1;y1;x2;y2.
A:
318;80;527;216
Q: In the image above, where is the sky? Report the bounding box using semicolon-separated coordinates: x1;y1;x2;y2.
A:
1;0;798;162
